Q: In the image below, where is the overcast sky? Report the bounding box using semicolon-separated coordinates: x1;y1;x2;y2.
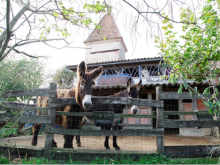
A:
2;0;193;74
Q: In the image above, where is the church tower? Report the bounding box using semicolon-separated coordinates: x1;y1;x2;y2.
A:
84;13;127;63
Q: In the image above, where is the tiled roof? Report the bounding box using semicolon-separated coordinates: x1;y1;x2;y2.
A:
84;13;122;43
93;82;209;89
67;57;161;69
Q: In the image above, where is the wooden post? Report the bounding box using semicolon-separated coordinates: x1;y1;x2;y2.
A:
178;99;184;120
156;86;164;155
123;107;128;124
192;99;198;120
44;83;57;158
147;93;152;125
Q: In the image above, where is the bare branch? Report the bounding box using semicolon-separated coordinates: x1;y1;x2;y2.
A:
0;1;30;48
0;0;11;59
12;0;51;33
7;46;47;59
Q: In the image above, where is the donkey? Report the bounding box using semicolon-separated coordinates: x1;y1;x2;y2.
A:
31;61;103;148
76;78;141;150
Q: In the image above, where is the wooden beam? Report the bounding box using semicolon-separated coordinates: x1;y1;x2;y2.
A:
44;83;57;158
164;145;219;158
45;125;164;136
159;92;220;100
56;111;156;119
0;113;52;124
52;96;164;108
0;89;50;98
156;86;164;155
178;99;184;120
158;119;220;128
0;105;48;113
0;143;43;157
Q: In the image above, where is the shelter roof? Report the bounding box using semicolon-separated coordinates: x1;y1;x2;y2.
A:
67;57;162;71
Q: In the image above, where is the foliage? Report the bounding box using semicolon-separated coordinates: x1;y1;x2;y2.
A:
0;1;110;61
52;67;76;88
0;154;219;164
0;57;45;101
156;0;220;116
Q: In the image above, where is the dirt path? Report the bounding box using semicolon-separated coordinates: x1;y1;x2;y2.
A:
0;134;219;152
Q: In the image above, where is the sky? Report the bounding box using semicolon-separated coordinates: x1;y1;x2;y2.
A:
26;0;161;74
1;0;193;75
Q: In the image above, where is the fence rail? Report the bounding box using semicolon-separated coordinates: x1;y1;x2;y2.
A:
45;125;164;136
0;89;50;98
1;83;220;159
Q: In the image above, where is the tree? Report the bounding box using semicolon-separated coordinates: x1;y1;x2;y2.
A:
0;0;109;62
0;57;46;101
121;0;205;40
52;67;76;88
155;0;220;116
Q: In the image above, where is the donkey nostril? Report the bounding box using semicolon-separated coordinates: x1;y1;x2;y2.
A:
84;103;92;110
133;109;137;114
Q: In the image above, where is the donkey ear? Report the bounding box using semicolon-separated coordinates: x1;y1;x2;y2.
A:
89;66;103;80
127;78;132;92
136;79;142;92
77;61;87;78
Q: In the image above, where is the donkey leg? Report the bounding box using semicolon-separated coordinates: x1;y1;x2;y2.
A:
31;124;42;146
64;135;74;148
113;136;120;150
76;136;81;147
103;127;111;150
112;118;121;150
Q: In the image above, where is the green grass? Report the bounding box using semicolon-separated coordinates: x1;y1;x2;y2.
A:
0;154;219;164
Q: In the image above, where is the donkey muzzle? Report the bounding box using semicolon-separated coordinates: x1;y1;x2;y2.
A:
83;95;92;110
131;105;140;114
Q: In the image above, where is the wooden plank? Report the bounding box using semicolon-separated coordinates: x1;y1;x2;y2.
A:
147;93;152;125
44;83;57;158
56;111;155;118
0;105;48;112
157;136;164;154
51;96;164;108
164;145;219;158
50;148;154;161
178;99;184;120
163;111;197;115
0;89;50;98
45;125;164;136
0;143;43;157
156;86;164;155
158;119;220;128
159;92;220;100
0;113;52;124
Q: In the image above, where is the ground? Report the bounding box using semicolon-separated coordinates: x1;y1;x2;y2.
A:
0;134;219;152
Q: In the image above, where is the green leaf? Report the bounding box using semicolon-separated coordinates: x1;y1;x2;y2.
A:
102;36;107;40
189;89;193;98
203;87;209;95
178;84;183;94
53;12;58;17
215;88;219;96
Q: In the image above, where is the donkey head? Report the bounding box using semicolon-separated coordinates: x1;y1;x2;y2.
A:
127;78;142;114
77;61;103;111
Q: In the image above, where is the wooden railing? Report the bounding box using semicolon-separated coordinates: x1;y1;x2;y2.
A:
1;84;220;158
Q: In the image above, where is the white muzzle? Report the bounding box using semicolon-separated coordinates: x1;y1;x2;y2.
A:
82;95;92;110
131;105;140;114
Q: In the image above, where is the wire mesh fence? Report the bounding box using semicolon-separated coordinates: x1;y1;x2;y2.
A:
1;85;220;160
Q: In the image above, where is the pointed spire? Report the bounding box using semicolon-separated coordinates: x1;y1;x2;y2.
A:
84;13;122;43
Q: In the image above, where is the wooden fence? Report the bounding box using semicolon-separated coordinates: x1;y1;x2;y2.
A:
0;83;220;159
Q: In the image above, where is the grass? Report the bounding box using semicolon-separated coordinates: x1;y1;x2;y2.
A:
0;154;219;164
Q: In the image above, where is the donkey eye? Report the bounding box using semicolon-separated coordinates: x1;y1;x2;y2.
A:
80;83;84;87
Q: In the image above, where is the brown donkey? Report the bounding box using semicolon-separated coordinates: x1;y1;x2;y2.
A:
31;61;103;148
